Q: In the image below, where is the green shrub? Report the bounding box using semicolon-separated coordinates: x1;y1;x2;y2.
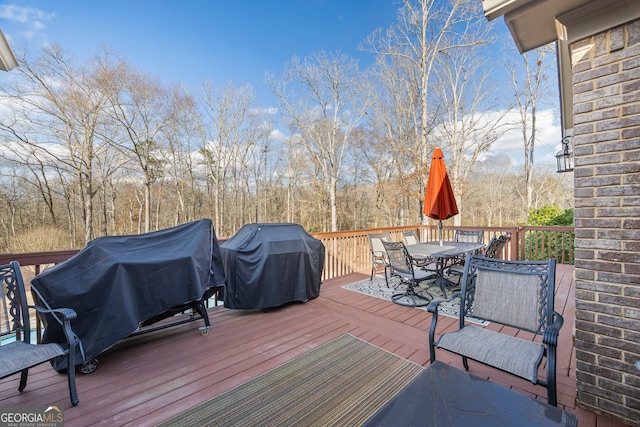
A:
525;204;574;264
527;204;573;226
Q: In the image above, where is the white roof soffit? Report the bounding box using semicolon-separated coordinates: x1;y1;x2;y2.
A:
482;0;534;21
499;0;640;54
556;0;640;45
503;0;596;53
0;28;18;71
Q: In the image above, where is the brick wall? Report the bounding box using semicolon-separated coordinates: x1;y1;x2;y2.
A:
572;18;640;427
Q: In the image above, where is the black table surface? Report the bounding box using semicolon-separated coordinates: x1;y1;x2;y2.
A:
363;361;578;427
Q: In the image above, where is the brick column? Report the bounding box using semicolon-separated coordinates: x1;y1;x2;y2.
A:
571;18;640;426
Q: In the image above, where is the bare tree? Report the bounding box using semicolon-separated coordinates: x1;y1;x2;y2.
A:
248;124;279;224
433;34;511;225
160;85;201;226
281;133;310;225
0;1;572;250
267;51;370;232
198;81;268;236
506;45;555;214
464;154;517;227
364;53;421;226
0;45;123;244
362;0;487;224
105;64;175;233
351;123;399;227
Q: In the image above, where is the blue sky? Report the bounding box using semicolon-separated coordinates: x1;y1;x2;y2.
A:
0;0;402;104
0;0;562;166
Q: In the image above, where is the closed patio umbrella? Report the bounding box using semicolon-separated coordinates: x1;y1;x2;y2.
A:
423;148;459;245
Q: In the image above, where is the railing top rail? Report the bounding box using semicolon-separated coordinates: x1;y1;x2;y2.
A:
519;226;575;232
1;225;575;271
0;249;80;267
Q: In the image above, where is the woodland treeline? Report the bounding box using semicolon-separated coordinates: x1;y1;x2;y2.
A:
0;0;572;253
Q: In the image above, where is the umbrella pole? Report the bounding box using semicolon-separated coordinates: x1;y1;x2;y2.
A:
438;221;443;246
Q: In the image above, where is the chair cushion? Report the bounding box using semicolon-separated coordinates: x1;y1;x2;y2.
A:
0;341;65;378
394;269;432;281
413;269;433;281
435;326;545;383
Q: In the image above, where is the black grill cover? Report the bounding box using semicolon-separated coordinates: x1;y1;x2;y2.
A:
30;219;225;370
220;223;325;309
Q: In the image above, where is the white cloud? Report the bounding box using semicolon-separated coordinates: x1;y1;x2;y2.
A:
269;128;287;142
0;5;55;24
251;106;277;115
0;5;54;41
484;108;561;167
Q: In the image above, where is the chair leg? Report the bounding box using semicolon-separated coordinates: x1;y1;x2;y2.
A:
429;317;438;363
462;356;469;371
370;264;375;281
547;348;558;407
547;383;557;407
383;266;389;287
67;366;80;406
67;343;79;406
68;369;79;406
18;369;28;392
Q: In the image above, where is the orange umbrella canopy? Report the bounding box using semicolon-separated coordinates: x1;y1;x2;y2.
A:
423;148;459;220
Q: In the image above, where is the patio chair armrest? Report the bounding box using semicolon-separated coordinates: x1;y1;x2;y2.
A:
32;305;77;321
427;291;461;313
542;311;564;346
32;305;81;352
428;292;462;363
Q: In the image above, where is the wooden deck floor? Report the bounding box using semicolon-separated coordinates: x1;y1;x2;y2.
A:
0;265;627;426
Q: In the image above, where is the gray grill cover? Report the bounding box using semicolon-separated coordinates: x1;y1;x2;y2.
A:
30;219;225;370
220;223;325;309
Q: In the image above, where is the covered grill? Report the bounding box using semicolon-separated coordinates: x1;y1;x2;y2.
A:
220;223;325;310
30;219;225;371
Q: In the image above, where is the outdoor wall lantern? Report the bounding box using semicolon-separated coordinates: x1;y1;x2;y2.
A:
556;136;573;173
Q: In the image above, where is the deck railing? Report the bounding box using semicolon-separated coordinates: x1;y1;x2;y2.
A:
0;225;573;341
518;226;575;265
311;225;575;281
0;225;574;284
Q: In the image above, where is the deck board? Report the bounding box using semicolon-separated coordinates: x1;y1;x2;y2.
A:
0;265;626;427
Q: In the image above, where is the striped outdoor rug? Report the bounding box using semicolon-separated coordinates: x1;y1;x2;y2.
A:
156;334;424;427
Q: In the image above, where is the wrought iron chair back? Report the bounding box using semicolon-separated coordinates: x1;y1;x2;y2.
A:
383;241;414;276
401;230;420;246
401;230;435;269
428;254;563;406
0;261;81;406
461;256;554;333
482;232;511;259
454;229;484;243
446;229;488;279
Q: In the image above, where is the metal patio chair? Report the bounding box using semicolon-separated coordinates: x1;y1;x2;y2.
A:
428;255;563;406
0;261;81;406
453;229;484;244
401;230;420;246
367;232;391;286
402;230;437;272
383;240;435;307
448;232;511;282
446;229;485;273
